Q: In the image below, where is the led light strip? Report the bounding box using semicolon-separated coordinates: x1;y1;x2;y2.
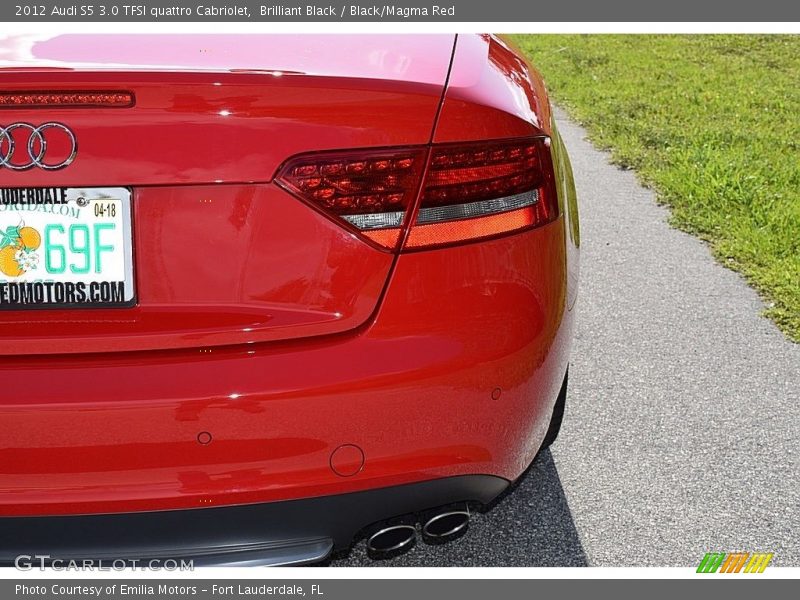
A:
416;190;538;225
0;91;134;108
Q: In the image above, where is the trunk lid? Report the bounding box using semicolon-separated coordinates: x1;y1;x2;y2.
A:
0;34;455;354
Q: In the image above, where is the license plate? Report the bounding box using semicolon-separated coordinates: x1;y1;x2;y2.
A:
0;187;134;309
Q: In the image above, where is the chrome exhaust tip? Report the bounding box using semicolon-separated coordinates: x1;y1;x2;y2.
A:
422;506;470;541
366;524;417;555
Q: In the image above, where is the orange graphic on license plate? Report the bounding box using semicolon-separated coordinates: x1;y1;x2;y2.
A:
0;224;41;277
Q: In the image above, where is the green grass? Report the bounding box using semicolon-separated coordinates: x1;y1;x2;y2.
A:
510;35;800;342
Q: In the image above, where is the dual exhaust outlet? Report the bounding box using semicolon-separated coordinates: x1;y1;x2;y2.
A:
366;505;470;557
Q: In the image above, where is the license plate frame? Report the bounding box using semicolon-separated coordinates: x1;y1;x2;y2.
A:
0;187;136;310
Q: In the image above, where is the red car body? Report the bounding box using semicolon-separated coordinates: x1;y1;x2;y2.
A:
0;34;579;565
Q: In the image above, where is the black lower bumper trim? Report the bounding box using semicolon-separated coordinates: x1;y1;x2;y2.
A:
0;475;508;567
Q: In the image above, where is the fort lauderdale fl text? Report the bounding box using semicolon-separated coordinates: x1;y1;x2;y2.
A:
16;583;321;596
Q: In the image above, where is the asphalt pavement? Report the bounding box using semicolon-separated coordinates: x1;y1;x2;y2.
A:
332;109;800;567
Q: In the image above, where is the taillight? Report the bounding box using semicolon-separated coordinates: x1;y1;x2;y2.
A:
407;138;557;249
276;137;558;252
275;147;426;249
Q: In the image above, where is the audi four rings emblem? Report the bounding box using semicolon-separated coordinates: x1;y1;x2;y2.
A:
0;122;77;171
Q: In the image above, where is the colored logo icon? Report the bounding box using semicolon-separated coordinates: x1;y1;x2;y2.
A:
697;552;773;573
0;224;41;277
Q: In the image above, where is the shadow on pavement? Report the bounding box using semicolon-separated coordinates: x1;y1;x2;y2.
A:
330;449;587;567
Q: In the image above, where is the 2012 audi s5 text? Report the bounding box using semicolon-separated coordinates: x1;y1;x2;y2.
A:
0;33;580;566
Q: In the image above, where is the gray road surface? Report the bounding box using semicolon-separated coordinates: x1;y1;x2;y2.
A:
332;109;800;567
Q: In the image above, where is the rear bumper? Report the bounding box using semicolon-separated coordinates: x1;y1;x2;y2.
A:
0;475;507;567
1;223;573;519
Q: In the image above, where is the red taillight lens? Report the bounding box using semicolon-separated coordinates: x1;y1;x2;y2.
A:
423;139;542;205
407;138;557;249
276;137;557;251
405;207;536;249
276;147;427;249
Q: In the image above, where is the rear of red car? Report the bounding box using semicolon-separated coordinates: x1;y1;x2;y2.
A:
0;34;579;565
